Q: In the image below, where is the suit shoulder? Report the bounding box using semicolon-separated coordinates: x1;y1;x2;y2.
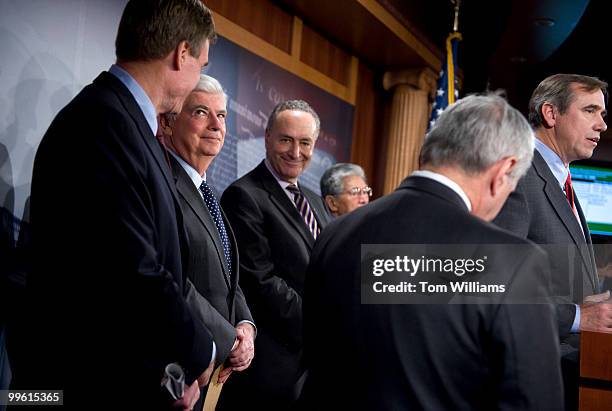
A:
480;218;538;247
514;163;541;192
222;174;255;199
221;170;264;211
48;83;132;136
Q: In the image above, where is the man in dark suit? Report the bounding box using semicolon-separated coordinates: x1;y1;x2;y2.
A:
220;100;330;409
303;94;563;410
159;74;255;407
25;1;217;409
493;73;612;409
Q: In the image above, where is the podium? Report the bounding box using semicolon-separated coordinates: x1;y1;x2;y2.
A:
579;331;612;410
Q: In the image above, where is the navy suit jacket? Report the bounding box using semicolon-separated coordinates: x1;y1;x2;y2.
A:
28;71;213;407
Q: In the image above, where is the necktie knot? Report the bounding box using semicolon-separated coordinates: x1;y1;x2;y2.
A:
286;184;300;195
199;180;215;199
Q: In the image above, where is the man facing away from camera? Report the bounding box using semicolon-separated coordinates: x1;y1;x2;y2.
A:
25;1;218;409
302;93;562;410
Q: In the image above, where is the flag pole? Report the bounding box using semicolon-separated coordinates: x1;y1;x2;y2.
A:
428;0;463;129
452;0;461;33
446;0;462;105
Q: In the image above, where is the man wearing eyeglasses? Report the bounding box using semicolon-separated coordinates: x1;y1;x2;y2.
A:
320;162;372;217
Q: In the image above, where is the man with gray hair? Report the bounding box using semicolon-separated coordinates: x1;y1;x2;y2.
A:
220;100;330;410
494;73;610;409
303;93;562;410
159;74;256;409
320;162;371;217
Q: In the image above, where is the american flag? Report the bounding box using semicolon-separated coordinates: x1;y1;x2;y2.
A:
429;32;462;129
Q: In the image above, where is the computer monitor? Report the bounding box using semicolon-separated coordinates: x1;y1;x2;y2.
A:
570;161;612;236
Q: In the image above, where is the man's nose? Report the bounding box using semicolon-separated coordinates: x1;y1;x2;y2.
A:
595;114;607;132
208;114;221;131
289;141;300;158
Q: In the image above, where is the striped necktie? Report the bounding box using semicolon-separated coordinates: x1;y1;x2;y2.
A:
199;180;232;278
287;184;320;239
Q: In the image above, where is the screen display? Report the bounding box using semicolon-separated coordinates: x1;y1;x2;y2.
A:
570;162;612;236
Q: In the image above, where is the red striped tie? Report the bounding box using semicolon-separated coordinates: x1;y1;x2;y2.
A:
564;172;574;210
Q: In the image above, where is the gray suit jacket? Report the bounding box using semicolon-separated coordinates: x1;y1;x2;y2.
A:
494;150;599;340
170;155;253;365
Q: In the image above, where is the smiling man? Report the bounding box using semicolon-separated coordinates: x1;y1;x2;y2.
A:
220;100;330;410
493;73;609;410
160;74;256;410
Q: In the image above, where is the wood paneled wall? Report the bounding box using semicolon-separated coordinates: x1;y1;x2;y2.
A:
300;24;353;87
351;62;382;194
207;0;383;191
205;0;293;53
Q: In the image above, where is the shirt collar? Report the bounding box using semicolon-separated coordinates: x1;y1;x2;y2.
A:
411;170;472;211
168;150;206;189
264;159;299;201
108;64;158;136
535;138;568;188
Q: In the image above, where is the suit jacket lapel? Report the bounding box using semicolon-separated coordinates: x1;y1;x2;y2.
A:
303;187;330;229
222;207;240;313
170;156;232;288
575;190;599;291
255;162;316;248
532;152;597;288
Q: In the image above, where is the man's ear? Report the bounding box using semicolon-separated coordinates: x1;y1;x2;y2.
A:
490;157;517;196
324;195;339;214
541;102;557;128
158;115;173;137
173;40;190;70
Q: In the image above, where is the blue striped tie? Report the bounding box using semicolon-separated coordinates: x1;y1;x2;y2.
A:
287;184;319;239
199;180;232;278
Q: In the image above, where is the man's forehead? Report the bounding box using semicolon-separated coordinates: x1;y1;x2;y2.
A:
274;110;317;133
277;109;314;119
571;84;605;104
186;91;226;109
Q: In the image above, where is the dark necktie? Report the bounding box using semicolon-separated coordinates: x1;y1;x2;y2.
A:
199;180;232;278
287;184;320;239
